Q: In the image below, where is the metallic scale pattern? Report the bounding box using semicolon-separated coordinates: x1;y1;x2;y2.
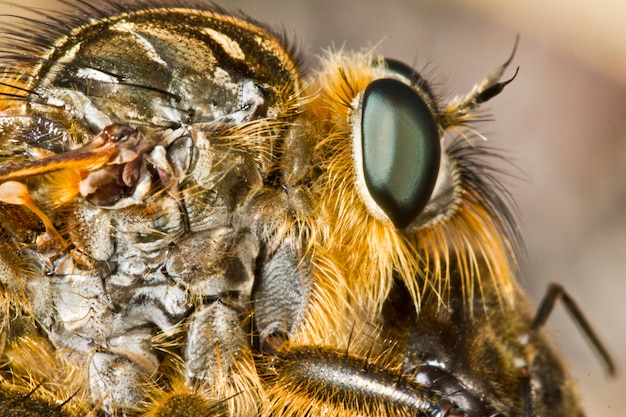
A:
0;1;614;416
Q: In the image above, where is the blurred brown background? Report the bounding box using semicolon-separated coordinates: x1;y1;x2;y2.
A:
2;0;624;415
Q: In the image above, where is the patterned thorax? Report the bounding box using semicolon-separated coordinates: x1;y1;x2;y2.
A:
32;8;299;131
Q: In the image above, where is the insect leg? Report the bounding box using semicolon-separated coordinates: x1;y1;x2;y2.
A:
531;283;616;376
252;237;311;355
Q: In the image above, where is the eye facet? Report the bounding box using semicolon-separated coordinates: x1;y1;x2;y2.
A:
358;78;441;229
381;58;435;99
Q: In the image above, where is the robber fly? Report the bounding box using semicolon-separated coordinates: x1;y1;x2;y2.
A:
0;1;615;416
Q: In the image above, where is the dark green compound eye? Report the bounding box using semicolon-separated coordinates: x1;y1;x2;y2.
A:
359;78;441;229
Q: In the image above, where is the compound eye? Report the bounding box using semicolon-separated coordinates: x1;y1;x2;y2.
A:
358;78;441;229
